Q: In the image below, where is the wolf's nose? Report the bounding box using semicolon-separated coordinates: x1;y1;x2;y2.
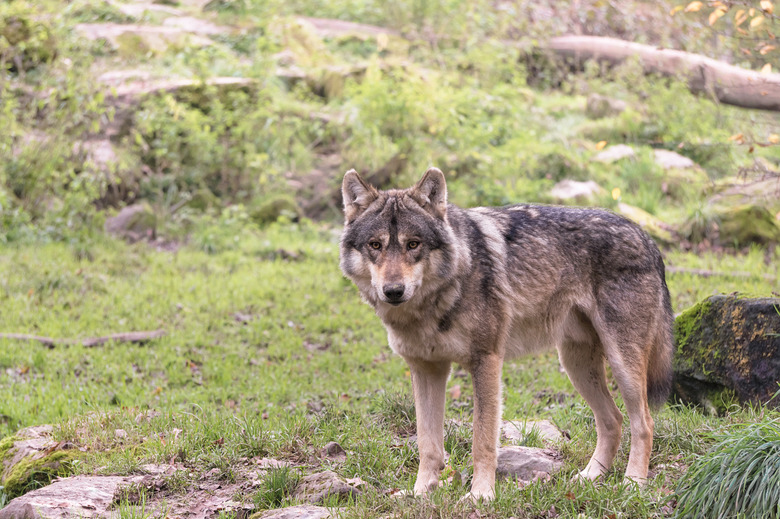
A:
383;283;405;301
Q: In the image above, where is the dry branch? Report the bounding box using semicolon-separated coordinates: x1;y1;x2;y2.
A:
543;35;780;111
0;330;166;348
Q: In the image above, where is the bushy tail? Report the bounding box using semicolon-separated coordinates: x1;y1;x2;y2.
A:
647;273;675;411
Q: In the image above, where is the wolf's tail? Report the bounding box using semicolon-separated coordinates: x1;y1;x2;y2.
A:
647;263;675;411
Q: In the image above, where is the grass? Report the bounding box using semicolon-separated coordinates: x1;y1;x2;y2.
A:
1;218;778;516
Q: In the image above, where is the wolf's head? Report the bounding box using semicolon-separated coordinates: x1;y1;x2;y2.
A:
339;167;453;308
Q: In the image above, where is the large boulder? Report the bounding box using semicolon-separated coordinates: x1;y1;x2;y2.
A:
683;203;780;247
673;295;780;413
104;202;157;241
549;180;606;204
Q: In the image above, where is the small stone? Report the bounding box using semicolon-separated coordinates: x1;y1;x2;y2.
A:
653;149;696;170
549;180;606;204
321;441;346;462
104;203;157;241
114;429;127;439
501;420;564;444
496;446;564;484
593;144;635;163
291;471;361;504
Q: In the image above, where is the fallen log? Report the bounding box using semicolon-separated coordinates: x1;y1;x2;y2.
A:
0;330;166;348
543;35;780;112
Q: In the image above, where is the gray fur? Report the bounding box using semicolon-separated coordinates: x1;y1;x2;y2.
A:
340;168;674;498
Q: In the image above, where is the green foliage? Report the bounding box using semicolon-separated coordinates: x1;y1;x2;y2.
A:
0;1;58;73
253;466;300;509
675;418;780;519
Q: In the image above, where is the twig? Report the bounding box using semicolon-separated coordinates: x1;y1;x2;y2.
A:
0;330;166;348
666;266;777;282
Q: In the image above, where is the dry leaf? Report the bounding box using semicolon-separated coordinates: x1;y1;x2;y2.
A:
596;140;607;150
761;63;773;74
709;8;727;25
735;9;748;26
751;15;765;28
670;5;684;15
761;0;774;14
728;133;745;143
760;44;777;54
769;134;780;144
685;1;703;12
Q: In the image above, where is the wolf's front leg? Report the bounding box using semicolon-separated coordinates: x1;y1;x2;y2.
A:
467;353;503;501
406;358;451;495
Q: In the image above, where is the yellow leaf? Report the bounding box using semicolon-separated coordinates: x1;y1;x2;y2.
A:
751;15;765;28
596;140;607;150
728;133;745;142
750;7;756;16
760;44;777;55
611;188;621;200
670;5;684;15
769;133;780;144
761;0;774;14
685;1;703;12
709;8;727;25
761;63;773;74
735;9;748;26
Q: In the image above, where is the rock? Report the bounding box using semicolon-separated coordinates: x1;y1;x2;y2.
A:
616;203;675;245
593;144;635;163
496;446;563;484
296;16;400;38
585;94;627;119
251;505;333;519
74;23;213;55
652;149;696;170
104;202;157;241
249;195;301;225
501;420;564;444
683;203;780;246
0;475;137;519
161;16;228;35
291;471;361;504
661;165;711;201
673;295;780;413
711;175;780;211
320;441;346;462
0;425;79;499
549;180;606;204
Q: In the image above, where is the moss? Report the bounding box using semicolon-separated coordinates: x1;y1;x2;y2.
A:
1;448;79;498
674;299;712;357
0;435;19;464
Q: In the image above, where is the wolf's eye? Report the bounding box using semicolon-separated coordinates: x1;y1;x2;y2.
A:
369;241;382;250
407;241;419;250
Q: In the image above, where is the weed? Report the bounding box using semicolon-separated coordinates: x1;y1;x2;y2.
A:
253;466;300;510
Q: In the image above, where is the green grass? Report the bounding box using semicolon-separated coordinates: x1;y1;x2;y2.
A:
1;220;778;516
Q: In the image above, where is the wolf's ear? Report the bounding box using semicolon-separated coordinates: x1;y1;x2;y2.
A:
412;167;447;219
342;169;378;223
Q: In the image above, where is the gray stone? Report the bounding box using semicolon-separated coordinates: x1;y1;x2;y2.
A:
593;144;635;163
496;446;563;484
586;93;628;119
291;471;360;504
0;475;140;519
549;180;606;203
254;505;333;519
501;420;564;444
321;441;346;462
653;149;696;170
104;203;157;241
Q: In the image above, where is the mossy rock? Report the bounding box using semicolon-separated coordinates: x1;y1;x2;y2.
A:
616;202;675;246
104;202;157;240
662;167;711;201
249;195;301;225
1;425;79;499
673;295;780;413
186;188;220;212
684;203;780;247
0;2;58;72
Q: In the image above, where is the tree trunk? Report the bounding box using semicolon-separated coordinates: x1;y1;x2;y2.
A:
544;35;780;111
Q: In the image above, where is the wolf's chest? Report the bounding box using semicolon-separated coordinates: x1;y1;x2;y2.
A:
385;322;473;365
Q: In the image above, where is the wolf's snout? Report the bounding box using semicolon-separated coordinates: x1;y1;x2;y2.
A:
383;283;405;303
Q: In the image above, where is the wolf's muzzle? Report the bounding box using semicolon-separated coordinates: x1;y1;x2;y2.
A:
383;283;406;305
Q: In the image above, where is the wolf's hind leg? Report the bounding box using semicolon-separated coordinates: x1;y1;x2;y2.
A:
558;340;623;481
406;358;451;495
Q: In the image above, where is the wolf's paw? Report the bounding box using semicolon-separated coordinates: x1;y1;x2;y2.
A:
459;487;495;504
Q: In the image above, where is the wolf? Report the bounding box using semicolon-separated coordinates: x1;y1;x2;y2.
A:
339;167;674;501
